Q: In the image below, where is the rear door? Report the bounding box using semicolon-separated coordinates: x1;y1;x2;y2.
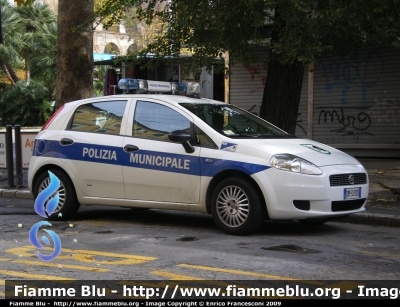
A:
56;98;129;198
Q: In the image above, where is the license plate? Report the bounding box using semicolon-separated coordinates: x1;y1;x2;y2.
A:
344;187;361;199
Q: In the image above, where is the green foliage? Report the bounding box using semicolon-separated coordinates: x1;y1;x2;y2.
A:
0;0;56;126
94;0;400;67
93;0;400;134
268;0;400;63
16;1;57;81
123;5;168;52
0;80;52;126
0;0;25;84
30;21;57;95
94;0;140;30
93;65;108;97
15;0;36;6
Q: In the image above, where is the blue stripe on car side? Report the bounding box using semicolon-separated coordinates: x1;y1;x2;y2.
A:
33;140;270;176
200;158;269;177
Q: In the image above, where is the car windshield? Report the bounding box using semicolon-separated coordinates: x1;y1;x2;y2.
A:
179;103;296;138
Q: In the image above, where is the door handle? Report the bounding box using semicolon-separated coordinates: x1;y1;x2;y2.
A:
60;138;74;146
124;144;139;152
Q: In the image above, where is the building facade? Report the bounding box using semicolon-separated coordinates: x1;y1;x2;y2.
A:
227;46;400;157
39;0;135;56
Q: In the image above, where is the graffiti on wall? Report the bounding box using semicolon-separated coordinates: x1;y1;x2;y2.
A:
367;95;399;127
295;113;307;135
321;51;384;103
243;64;267;94
242;50;398;143
315;50;400;141
316;107;373;136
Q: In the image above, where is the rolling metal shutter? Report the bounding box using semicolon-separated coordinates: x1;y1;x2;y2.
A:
295;66;309;138
229;47;269;115
228;46;310;132
301;46;400;154
230;46;400;156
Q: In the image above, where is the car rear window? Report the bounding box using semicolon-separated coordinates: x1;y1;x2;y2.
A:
70;101;127;135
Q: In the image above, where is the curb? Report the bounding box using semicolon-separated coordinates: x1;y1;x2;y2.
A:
379;180;400;195
0;188;33;199
338;212;400;228
2;188;400;229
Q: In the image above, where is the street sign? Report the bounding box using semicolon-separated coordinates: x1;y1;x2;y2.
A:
21;132;37;169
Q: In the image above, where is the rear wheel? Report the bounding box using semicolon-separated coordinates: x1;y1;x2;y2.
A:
34;169;79;221
211;177;264;235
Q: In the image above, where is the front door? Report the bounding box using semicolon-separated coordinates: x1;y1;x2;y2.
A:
122;100;200;204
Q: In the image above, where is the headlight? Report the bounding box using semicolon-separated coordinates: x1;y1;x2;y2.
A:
270;154;322;175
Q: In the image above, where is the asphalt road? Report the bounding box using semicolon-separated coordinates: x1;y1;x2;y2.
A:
1;197;400;290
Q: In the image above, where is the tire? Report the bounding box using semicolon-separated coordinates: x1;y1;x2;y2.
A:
211;177;264;235
298;218;329;225
34;169;79;221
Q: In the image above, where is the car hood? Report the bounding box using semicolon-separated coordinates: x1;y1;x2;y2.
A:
238;138;360;167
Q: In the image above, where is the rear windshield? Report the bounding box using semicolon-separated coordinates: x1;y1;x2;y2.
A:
180;103;296;139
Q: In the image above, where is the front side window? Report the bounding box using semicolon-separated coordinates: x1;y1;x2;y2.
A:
70;101;127;135
194;126;218;149
180;103;295;139
133;101;191;142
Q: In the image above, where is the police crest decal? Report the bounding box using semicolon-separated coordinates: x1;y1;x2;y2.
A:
29;171;62;261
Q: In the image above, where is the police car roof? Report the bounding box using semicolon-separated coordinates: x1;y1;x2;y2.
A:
100;94;225;105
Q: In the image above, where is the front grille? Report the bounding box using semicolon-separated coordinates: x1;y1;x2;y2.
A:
329;173;367;186
331;199;366;212
293;200;310;211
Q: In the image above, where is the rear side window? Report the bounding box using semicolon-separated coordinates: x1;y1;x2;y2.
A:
70;101;127;135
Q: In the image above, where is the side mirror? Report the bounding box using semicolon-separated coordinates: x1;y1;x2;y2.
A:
168;130;195;153
168;130;190;142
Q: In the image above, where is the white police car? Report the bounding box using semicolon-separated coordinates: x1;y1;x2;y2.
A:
28;79;369;235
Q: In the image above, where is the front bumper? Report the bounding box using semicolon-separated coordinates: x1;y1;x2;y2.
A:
254;164;369;220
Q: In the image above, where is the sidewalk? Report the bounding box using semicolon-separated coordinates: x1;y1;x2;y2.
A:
1;158;399;227
347;158;400;227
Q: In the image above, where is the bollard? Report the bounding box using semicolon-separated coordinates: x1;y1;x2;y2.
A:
14;125;23;187
5;125;14;188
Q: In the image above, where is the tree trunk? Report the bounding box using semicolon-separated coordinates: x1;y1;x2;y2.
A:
6;63;19;84
56;0;94;108
25;55;30;83
259;7;304;135
259;57;304;135
0;63;16;85
0;60;18;85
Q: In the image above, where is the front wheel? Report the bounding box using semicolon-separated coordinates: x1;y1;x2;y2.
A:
34;169;79;221
211;177;264;235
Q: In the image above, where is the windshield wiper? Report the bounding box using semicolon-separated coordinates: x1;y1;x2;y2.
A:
238;133;263;137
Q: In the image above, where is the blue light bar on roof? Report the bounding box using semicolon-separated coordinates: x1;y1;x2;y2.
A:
117;78;199;97
118;79;139;91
